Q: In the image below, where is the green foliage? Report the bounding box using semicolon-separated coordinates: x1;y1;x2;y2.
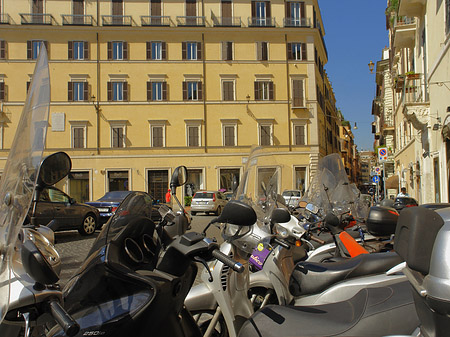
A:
184;195;192;206
385;0;399;14
341;120;350;127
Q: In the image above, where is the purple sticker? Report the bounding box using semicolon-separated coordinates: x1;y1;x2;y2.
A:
249;245;271;270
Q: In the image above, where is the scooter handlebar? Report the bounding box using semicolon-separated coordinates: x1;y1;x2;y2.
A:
212;249;244;273
48;300;80;337
310;235;326;245
273;238;291;250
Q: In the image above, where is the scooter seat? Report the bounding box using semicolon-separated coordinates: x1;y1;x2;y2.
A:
239;281;419;337
289;251;402;296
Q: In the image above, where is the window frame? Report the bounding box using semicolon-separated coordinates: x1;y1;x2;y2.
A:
110;123;126;148
183;80;202;101
150;124;165;147
291;78;305;107
222;123;237;146
187;42;198;60
254;80;274;101
222;79;235;101
258;123;273;146
256;41;269;61
292;122;307;146
71;125;87;149
221;41;233;61
186;123;202;147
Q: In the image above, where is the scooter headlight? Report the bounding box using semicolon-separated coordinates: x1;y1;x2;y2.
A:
274;223;288;238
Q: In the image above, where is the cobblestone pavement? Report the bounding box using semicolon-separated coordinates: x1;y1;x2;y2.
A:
55;213;218;287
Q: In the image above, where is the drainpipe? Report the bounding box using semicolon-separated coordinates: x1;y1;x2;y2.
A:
96;0;100;155
202;33;207;153
285;34;292;151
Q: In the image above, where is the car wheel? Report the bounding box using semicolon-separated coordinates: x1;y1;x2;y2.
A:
79;214;97;236
191;211;197;216
216;206;222;216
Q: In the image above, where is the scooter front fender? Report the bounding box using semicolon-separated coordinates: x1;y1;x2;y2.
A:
185;283;217;312
249;271;274;290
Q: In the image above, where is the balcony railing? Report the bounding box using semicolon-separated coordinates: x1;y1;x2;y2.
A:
395;16;416;27
102;15;132;26
403;74;427;104
212;16;241;27
0;14;11;24
20;13;55;25
141;16;171;26
176;16;205;26
62;14;94;26
283;17;311;27
248;17;276;27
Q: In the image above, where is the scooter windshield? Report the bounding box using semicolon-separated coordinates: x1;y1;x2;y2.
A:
0;46;50;321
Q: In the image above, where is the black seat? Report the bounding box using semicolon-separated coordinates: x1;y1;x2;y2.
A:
289;251;403;296
239;281;419;337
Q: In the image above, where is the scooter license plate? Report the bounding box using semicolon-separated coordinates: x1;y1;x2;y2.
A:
249;243;271;271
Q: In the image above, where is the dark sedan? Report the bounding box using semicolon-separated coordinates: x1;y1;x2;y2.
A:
31;186;100;236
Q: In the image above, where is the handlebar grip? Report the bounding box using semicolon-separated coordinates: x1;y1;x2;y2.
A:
273;238;291;250
49;300;80;337
212;249;244;273
310;235;326;245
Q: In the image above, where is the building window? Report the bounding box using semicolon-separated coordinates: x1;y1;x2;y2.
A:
183;81;202;101
147;81;167;101
219;168;240;192
68;81;88;101
259;124;272;145
222;80;235;101
151;125;165;147
147;170;169;203
72;126;86;148
254;81;274;100
286;2;305;26
256;42;268;61
295;166;307;195
251;1;270;26
187;125;200;147
222;41;233;61
0;82;5;101
223;124;236;146
111;125;126;148
287;42;307;61
68;41;89;60
147;41;166;60
182;42;202;60
27;40;48;60
108;41;128;60
108;81;128;101
0;41;6;60
292;79;304;107
293;124;306;145
108;170;129;191
68;171;90;203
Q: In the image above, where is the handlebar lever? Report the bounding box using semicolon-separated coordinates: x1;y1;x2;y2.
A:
194;256;214;282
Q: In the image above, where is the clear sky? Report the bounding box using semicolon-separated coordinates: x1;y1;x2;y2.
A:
319;1;389;152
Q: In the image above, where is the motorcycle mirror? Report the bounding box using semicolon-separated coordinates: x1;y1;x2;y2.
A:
305;203;319;215
37;152;72;187
299;201;308;208
216;200;257;227
170;166;188;189
21;239;59;285
271;208;291;224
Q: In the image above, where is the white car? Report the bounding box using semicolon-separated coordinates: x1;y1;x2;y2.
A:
282;190;302;208
190;190;228;216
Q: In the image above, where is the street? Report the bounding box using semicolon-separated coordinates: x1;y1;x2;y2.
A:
55;213;219;287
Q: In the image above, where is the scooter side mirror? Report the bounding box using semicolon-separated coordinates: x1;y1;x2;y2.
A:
305;203;319;215
37;152;72;187
21;239;59;285
170;166;188;189
216;200;257;227
271;208;291;224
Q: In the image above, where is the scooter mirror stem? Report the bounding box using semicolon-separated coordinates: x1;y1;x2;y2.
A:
202;218;218;236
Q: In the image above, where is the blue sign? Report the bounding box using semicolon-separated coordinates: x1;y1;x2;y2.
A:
372;176;380;183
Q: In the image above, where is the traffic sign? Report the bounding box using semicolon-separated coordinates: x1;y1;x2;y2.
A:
378;147;388;162
374;166;381;176
372;176;380;183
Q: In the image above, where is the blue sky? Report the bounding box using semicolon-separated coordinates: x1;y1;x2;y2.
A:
319;1;389;151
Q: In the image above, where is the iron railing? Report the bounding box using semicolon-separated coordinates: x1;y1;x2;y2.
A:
248;17;276;27
283;17;311;27
102;15;132;26
212;16;241;27
20;13;55;25
141;16;171;26
61;14;95;26
176;16;206;26
0;14;11;24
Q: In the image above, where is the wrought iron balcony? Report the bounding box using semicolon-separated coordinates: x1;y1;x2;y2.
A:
102;15;132;26
141;16;171;26
403;74;427;104
212;16;241;27
62;14;95;26
393;16;416;48
20;13;55;25
0;14;11;24
248;17;276;27
283;17;311;28
176;16;205;26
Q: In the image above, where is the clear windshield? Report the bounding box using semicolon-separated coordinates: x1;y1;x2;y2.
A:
0;45;50;321
302;153;368;220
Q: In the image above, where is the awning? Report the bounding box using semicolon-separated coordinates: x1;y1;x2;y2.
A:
385;175;399;189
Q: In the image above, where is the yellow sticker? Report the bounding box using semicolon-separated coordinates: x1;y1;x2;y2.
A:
257;243;264;251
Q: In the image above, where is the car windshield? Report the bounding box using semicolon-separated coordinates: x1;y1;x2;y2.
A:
193;192;214;199
98;191;132;201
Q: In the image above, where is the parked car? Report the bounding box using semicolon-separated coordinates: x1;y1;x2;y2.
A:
282;190;302;208
85;191;162;225
393;197;418;212
190;190;228;216
30;186;100;236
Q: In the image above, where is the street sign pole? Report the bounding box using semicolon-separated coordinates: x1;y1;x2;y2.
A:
383;161;386;200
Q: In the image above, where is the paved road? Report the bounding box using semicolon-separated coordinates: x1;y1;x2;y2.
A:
55;213;218;287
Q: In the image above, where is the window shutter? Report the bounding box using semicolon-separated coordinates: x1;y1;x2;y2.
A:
123;81;128;101
43;41;49;55
198;82;203;100
300;2;306;19
161;42;167;59
182;82;187;100
287;43;292;60
0;40;5;59
147;81;152;101
285;2;291;18
107;82;112;101
254;81;260;100
262;42;268;61
197;42;202;60
222;41;227;61
227;42;232;60
123;42;128;60
84;41;89;60
266;2;271;18
83;82;89;101
107;41;112;60
302;43;307;60
182;42;187;60
162;82;167;100
68;41;73;59
146;42;152;60
27;41;32;59
251;1;256;17
68;82;73;101
27;81;31;93
268;82;274;100
256;42;262;61
0;82;4;100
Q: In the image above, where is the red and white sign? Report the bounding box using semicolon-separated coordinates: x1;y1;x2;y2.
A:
374;166;381;175
378;147;388;162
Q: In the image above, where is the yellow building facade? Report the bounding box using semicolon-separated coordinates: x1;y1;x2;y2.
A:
0;0;340;203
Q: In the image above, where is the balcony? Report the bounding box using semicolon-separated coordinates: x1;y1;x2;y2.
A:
176;16;205;27
141;16;171;26
20;13;55;25
402;74;427;104
62;14;95;26
212;16;241;27
0;14;11;24
398;0;426;17
102;15;133;26
248;17;276;27
393;16;416;48
283;17;311;28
